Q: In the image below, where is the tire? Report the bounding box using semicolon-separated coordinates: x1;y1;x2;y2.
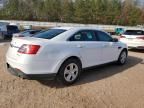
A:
117;50;127;65
57;58;82;85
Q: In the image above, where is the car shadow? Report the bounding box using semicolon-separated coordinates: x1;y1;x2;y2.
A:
0;39;11;43
37;56;143;88
129;49;144;53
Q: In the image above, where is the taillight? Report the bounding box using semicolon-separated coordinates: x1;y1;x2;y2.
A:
18;44;41;54
136;36;144;40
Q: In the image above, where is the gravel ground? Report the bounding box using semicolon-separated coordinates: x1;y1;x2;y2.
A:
0;44;144;108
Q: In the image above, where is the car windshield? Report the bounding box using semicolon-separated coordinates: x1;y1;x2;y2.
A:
32;29;66;39
124;30;144;35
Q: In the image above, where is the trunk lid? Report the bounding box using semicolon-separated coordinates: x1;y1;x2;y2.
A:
7;37;48;60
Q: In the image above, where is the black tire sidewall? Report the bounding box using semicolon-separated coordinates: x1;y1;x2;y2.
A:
118;50;127;65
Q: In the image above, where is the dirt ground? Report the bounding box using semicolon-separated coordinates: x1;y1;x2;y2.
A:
0;44;144;108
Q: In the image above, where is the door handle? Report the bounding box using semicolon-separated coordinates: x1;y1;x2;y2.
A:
103;44;108;47
76;45;84;48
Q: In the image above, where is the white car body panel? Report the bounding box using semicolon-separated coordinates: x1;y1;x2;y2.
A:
99;42;121;63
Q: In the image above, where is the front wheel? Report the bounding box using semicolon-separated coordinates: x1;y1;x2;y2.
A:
117;50;127;65
57;58;82;85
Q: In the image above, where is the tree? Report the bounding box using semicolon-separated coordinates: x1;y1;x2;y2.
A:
61;0;75;22
0;0;144;26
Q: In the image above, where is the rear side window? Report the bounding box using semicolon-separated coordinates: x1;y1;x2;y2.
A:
69;30;98;41
96;31;113;42
32;29;66;39
124;30;144;35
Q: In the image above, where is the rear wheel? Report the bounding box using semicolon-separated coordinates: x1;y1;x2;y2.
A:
117;50;127;65
57;58;82;85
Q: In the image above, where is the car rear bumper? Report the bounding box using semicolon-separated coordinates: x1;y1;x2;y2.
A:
6;54;60;75
120;40;144;49
6;63;56;80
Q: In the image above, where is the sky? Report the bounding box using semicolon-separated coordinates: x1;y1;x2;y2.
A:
137;0;144;6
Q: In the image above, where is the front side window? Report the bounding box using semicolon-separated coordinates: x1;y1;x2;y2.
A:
69;30;97;41
32;29;66;39
96;31;113;42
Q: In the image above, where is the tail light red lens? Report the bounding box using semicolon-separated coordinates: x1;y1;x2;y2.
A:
136;36;144;40
18;44;41;54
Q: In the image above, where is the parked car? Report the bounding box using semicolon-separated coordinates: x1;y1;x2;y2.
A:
13;30;42;38
119;30;144;49
6;27;128;85
0;25;20;40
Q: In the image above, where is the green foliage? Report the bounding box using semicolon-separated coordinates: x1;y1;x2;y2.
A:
0;0;143;26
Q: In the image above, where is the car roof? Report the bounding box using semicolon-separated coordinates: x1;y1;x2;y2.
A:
52;26;74;30
52;26;102;31
50;26;106;41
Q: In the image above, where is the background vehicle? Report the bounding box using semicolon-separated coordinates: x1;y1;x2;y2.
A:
0;25;20;40
13;30;42;38
6;27;128;85
115;28;124;35
119;30;144;49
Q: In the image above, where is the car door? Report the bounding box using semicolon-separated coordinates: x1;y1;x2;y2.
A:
69;30;103;68
95;30;120;63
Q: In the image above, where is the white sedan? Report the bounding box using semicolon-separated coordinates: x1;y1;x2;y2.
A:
6;27;128;85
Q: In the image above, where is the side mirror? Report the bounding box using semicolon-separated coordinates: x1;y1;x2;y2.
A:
74;34;81;40
113;38;118;42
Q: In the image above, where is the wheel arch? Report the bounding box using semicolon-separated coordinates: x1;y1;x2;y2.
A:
56;56;82;75
121;48;128;56
63;56;82;66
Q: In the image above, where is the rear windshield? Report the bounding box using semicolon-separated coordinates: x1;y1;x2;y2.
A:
21;30;41;34
124;30;144;35
32;29;66;39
